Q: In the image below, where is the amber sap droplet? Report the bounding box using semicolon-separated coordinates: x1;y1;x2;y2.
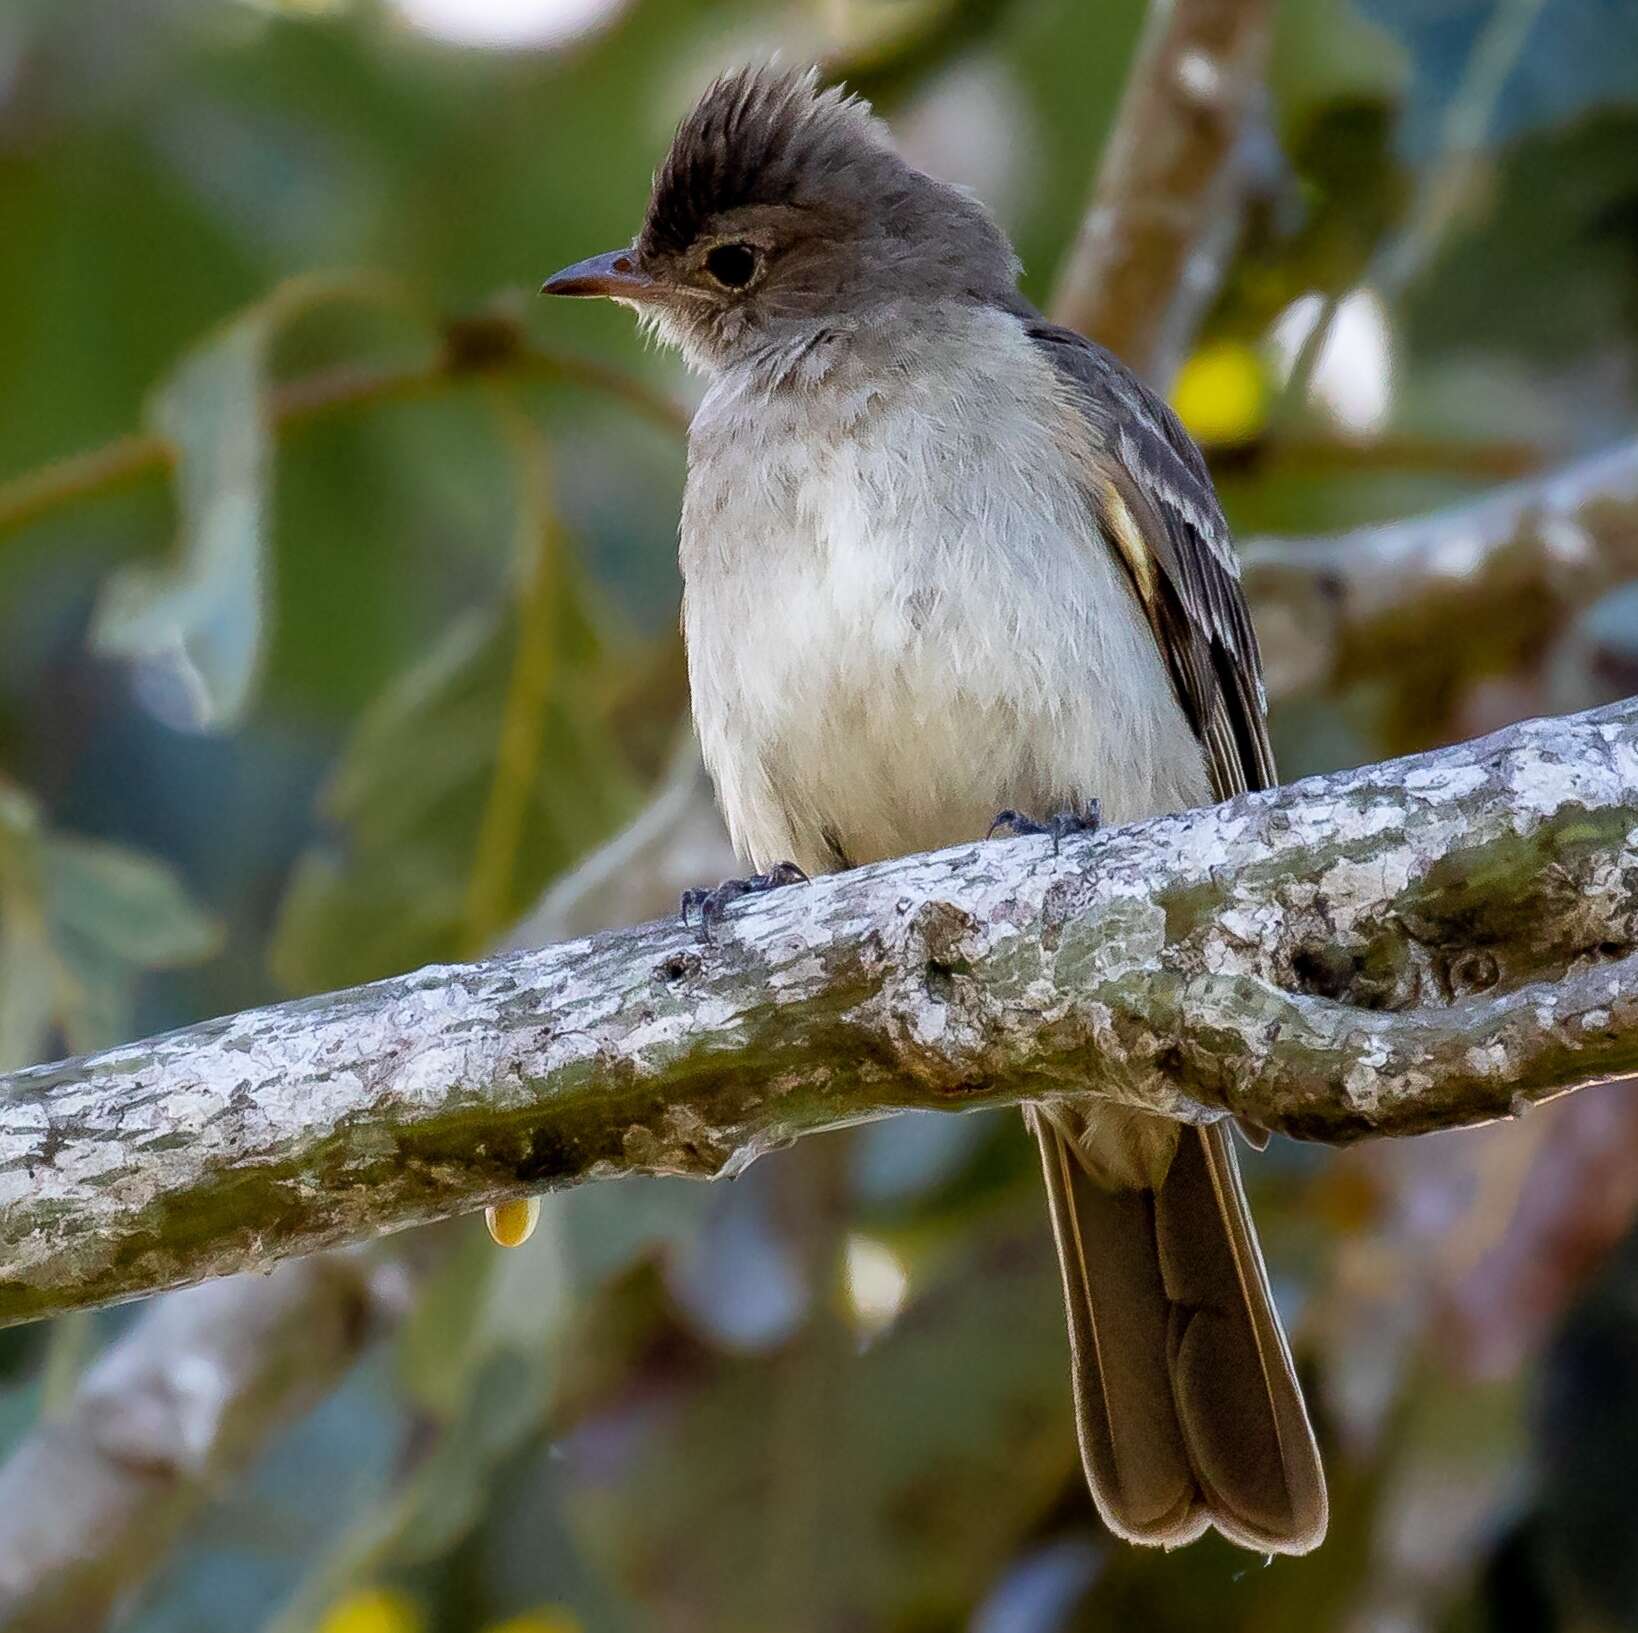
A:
485;1197;540;1248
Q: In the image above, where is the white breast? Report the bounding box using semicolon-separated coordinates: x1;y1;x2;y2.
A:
680;304;1210;875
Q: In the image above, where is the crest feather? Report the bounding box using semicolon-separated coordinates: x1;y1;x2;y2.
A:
639;65;889;257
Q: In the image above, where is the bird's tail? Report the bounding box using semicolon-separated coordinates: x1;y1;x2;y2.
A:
1031;1106;1327;1553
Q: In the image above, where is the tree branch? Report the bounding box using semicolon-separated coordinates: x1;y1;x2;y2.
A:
4;700;1636;1329
1245;437;1638;702
1050;0;1270;381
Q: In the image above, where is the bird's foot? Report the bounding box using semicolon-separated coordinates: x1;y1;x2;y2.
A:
987;801;1102;854
680;861;809;945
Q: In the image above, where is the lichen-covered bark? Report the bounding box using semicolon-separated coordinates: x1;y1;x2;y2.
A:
1244;437;1638;703
3;700;1635;1328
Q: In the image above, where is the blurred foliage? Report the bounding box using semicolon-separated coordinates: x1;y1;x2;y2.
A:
1357;0;1638;157
1;0;1637;1630
270;511;644;991
0;776;219;1065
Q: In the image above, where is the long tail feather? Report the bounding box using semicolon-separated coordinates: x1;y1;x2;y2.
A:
1032;1108;1327;1553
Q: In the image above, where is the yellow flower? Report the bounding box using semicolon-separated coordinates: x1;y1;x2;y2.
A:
1170;341;1269;447
483;1613;584;1633
316;1587;425;1633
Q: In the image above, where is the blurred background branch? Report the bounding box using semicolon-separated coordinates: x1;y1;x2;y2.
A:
0;1258;397;1633
1246;435;1638;701
1050;0;1270;381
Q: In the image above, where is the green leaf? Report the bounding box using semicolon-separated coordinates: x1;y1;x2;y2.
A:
261;1213;574;1633
388;1219;571;1564
270;589;644;995
399;1206;571;1421
44;837;222;969
399;1227;507;1420
87;274;405;731
90;307;273;730
0;782;220;1065
389;1351;552;1566
1401;110;1638;364
393;1217;571;1562
0;910;55;1073
561;1177;712;1287
41;837;222;1053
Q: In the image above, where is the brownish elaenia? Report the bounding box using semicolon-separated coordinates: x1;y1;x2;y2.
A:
543;66;1326;1551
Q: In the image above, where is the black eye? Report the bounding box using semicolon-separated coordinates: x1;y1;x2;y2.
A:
705;243;760;289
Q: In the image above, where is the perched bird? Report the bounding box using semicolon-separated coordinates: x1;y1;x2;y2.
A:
544;64;1327;1554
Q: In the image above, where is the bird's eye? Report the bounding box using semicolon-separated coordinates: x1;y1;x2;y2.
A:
704;243;760;290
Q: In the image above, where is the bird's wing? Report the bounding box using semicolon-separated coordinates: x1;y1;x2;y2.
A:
1016;321;1325;1552
1023;316;1276;801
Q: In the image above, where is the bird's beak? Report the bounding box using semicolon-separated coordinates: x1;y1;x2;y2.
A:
541;248;662;301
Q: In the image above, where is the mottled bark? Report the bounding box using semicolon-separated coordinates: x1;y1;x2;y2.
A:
1051;0;1270;381
1245;437;1638;704
4;701;1636;1330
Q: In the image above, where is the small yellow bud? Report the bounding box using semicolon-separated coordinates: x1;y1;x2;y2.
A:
1170;340;1269;447
485;1197;540;1248
316;1587;424;1633
482;1612;584;1633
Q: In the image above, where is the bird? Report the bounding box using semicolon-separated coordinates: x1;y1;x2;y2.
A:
543;63;1327;1555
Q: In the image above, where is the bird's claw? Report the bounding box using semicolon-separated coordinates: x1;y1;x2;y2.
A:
987;801;1102;854
680;861;809;944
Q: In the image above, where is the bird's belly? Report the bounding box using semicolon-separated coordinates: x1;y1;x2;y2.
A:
758;647;1053;872
686;523;1207;878
682;362;1211;876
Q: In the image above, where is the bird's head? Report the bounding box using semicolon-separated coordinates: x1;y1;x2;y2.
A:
542;64;1018;376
